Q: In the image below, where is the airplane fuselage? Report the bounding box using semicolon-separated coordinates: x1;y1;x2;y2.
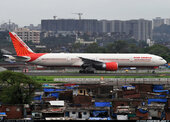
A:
29;53;166;68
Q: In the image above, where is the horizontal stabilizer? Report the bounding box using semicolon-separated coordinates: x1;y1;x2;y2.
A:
3;55;30;62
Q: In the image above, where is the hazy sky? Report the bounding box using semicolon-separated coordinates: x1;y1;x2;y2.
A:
0;0;170;26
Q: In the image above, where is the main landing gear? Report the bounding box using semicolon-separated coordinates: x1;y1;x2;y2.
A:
79;68;95;74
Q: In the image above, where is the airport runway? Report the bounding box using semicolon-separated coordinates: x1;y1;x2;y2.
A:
23;72;170;76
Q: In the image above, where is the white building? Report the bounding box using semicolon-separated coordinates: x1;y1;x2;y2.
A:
165;18;170;25
14;28;40;44
147;39;154;47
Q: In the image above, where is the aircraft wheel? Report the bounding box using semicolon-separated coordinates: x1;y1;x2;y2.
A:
79;70;85;73
86;69;95;74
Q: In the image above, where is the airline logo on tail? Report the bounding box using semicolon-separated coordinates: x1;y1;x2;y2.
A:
9;32;34;56
9;32;46;62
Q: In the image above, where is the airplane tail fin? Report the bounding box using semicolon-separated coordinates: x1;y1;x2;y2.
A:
9;32;35;56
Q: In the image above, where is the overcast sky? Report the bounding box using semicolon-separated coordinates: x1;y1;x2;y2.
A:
0;0;170;26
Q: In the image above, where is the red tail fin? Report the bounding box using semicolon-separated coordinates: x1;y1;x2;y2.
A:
9;32;34;56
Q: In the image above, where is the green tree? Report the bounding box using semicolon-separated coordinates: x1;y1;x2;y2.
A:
0;71;41;104
0;51;2;61
84;43;106;53
105;40;129;53
145;44;170;62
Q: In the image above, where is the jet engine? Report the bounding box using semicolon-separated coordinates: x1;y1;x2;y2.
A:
94;62;118;71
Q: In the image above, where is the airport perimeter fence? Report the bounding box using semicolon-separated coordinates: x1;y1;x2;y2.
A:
13;69;170;74
54;78;170;87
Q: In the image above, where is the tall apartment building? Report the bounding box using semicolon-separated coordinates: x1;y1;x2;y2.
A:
99;20;111;33
14;28;40;44
126;19;152;41
100;19;152;41
41;19;152;41
41;19;99;33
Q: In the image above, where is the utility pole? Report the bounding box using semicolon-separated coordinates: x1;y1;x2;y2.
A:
9;19;11;31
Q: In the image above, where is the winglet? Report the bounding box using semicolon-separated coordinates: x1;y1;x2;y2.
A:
9;32;34;56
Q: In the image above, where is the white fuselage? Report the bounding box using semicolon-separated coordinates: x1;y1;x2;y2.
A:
30;53;166;67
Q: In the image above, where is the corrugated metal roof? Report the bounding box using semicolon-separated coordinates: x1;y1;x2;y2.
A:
49;101;64;106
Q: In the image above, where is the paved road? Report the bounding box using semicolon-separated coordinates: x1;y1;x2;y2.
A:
23;72;170;76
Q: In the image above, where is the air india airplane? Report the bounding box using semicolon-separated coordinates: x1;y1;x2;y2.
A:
6;32;167;73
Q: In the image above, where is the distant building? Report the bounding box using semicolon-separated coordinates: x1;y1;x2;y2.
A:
0;27;6;32
165;18;170;25
75;37;97;45
153;17;165;28
24;24;41;31
99;20;110;33
147;39;154;47
14;28;40;44
126;19;152;41
41;19;100;33
0;22;18;31
41;18;152;41
100;19;152;41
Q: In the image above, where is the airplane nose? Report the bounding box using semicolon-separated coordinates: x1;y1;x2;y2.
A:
163;59;167;64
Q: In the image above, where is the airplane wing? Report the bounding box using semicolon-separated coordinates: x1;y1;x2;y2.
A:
78;56;118;73
79;57;102;64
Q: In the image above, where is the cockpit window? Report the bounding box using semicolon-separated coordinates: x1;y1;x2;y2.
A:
160;58;163;60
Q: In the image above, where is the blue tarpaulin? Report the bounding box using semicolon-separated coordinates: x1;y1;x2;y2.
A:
148;98;167;104
50;92;59;98
92;111;107;117
33;95;42;100
122;86;135;90
153;85;164;90
0;112;6;115
44;88;65;92
47;92;59;98
44;88;55;92
66;87;74;90
155;95;166;97
55;89;65;91
95;102;112;107
153;89;169;94
139;108;148;114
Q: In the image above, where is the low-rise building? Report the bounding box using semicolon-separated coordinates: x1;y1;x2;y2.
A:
0;105;23;119
14;28;40;44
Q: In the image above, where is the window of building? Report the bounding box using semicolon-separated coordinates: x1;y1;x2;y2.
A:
6;108;10;112
16;108;20;112
72;112;76;114
80;90;83;93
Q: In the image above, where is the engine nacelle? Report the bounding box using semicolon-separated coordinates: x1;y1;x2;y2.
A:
94;62;118;71
103;62;118;71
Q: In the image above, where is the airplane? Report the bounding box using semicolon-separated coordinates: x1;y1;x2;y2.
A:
7;32;167;73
